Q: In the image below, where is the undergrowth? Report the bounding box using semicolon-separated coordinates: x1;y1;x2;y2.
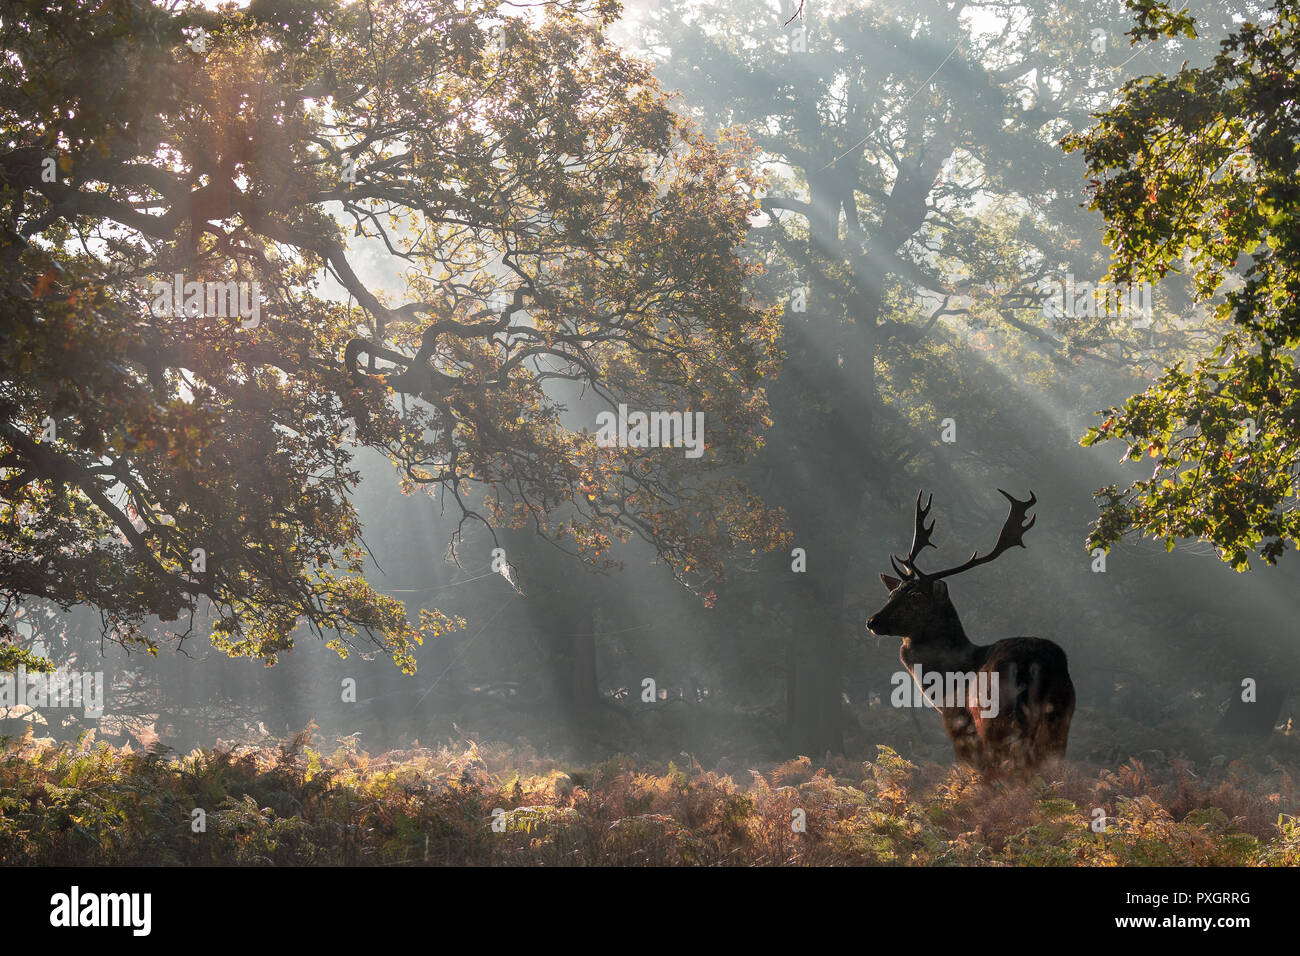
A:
2;728;1297;865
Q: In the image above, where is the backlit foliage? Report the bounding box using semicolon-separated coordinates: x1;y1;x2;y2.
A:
1071;0;1300;568
0;0;786;668
1;731;1295;865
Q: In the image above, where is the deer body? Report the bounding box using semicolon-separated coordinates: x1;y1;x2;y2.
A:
868;491;1074;778
885;599;1074;775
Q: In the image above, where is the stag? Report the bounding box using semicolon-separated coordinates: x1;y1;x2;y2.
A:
866;490;1074;779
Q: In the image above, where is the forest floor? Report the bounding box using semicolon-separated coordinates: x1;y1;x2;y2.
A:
2;716;1299;865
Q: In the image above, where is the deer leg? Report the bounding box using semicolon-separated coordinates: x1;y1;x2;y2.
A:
944;708;983;767
1034;672;1075;764
907;702;932;740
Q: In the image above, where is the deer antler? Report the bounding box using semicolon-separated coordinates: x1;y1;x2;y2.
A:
890;491;937;581
928;489;1037;581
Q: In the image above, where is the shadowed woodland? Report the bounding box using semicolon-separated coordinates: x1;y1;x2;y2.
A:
4;0;1300;865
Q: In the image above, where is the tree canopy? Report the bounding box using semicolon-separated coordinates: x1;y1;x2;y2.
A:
0;0;786;669
1071;0;1300;569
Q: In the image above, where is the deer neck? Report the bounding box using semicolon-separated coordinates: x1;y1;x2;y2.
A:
899;608;978;674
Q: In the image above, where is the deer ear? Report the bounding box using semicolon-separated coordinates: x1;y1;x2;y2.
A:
931;579;948;600
880;573;901;592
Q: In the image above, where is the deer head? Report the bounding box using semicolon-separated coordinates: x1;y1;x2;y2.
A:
866;489;1036;641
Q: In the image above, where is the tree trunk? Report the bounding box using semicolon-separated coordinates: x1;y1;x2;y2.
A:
769;156;895;757
566;616;598;717
770;201;874;756
786;603;845;755
1215;677;1288;737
